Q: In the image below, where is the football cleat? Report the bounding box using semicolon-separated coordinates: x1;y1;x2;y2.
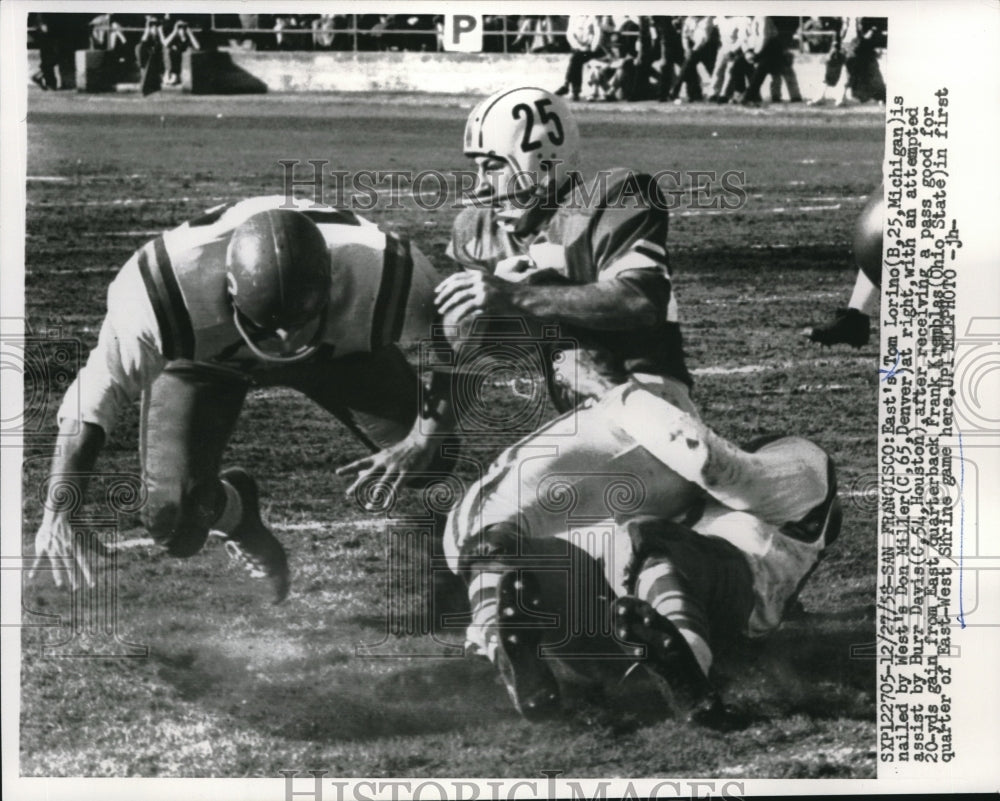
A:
806;307;871;348
613;596;718;719
493;570;561;721
220;468;291;603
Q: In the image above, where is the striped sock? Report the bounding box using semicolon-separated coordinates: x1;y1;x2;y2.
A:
634;558;713;676
467;571;502;662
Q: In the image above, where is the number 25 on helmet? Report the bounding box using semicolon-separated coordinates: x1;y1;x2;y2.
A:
464;87;581;205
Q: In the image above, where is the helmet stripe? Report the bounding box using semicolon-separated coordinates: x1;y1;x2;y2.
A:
477;87;532;151
266;209;288;319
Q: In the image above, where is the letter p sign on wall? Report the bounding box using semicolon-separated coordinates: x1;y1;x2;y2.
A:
443;15;483;52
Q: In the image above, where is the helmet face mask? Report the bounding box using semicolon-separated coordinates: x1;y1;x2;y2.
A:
225;209;332;363
231;304;327;364
463;87;580;214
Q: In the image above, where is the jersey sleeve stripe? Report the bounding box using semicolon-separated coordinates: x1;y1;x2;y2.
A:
151;236;196;359
136;246;177;360
599;251;667;280
371;233;414;350
634;240;666;258
634;244;667;262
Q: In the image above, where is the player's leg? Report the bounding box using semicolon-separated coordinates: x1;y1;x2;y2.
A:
139;360;290;602
613;386;833;526
615;517;755;720
808;182;882;347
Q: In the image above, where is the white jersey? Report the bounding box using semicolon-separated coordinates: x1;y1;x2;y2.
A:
58;196;440;434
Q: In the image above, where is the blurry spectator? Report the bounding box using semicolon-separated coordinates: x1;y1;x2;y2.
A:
355;14;384;51
647;16;684;101
512;15;563;53
770;17;803;103
237;14;276;51
632;16;660;99
556;15;602;100
843;18;886;103
739;16;802;104
30;13;60;90
274;15;305;50
810;17;885;106
800;17;840;53
135;15;166;93
707;16;749;102
162;17;201;85
88;14;132;84
481;15;507;53
393;15;438;51
668;15;718;102
311;14;336;49
583;23;642;102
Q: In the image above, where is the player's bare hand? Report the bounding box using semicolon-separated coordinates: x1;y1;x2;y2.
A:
336;434;438;511
29;512;108;590
434;270;518;321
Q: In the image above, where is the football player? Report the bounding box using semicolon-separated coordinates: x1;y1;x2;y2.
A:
445;393;842;722
806;183;883;347
435;87;842;721
31;197;456;603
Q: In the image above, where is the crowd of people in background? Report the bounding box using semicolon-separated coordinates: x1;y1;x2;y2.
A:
553;15;885;106
29;12;886;107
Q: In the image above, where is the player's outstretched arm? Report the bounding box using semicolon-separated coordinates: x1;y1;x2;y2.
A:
336;371;458;511
30;421;109;590
434;268;661;331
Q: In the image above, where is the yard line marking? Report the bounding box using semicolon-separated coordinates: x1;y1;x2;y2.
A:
700;291;842;303
691;356;871;376
113;518;386;551
277;519;386;533
28;174;148;182
78;231;163;238
26;266;120;276
28;196;227;208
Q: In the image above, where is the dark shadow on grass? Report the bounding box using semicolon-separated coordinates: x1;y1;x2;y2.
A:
150;632;514;742
714;608;876;722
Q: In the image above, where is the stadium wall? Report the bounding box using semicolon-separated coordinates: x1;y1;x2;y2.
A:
39;49;856;98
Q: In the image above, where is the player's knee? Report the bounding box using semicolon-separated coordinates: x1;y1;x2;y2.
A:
142;479;222;558
622;516;692;593
456;522;522;582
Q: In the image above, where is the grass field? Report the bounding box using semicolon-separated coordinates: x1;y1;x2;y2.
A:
20;90;882;778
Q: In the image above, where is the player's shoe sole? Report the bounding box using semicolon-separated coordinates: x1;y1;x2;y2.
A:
494;570;561;721
806;307;871;348
220;468;291;604
613;596;718;720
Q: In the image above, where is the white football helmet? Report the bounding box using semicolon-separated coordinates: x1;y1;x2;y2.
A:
463;87;581;206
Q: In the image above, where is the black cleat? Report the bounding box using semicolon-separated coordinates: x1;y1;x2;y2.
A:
614;596;718;719
220;468;291;604
554;83;570;96
806;307;871;348
494;570;561;721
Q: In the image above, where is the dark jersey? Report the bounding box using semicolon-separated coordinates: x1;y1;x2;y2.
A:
448;169;691;410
